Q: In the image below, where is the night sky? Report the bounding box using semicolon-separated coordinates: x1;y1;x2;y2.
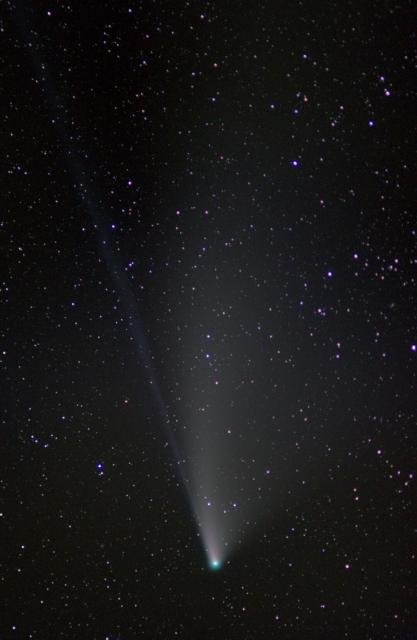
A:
2;1;417;638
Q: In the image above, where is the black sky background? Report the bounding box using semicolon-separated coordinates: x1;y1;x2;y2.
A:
2;1;417;638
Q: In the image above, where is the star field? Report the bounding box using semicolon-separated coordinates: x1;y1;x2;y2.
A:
2;1;417;638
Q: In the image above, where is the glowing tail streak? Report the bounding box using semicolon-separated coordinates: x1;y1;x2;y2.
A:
12;0;216;567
